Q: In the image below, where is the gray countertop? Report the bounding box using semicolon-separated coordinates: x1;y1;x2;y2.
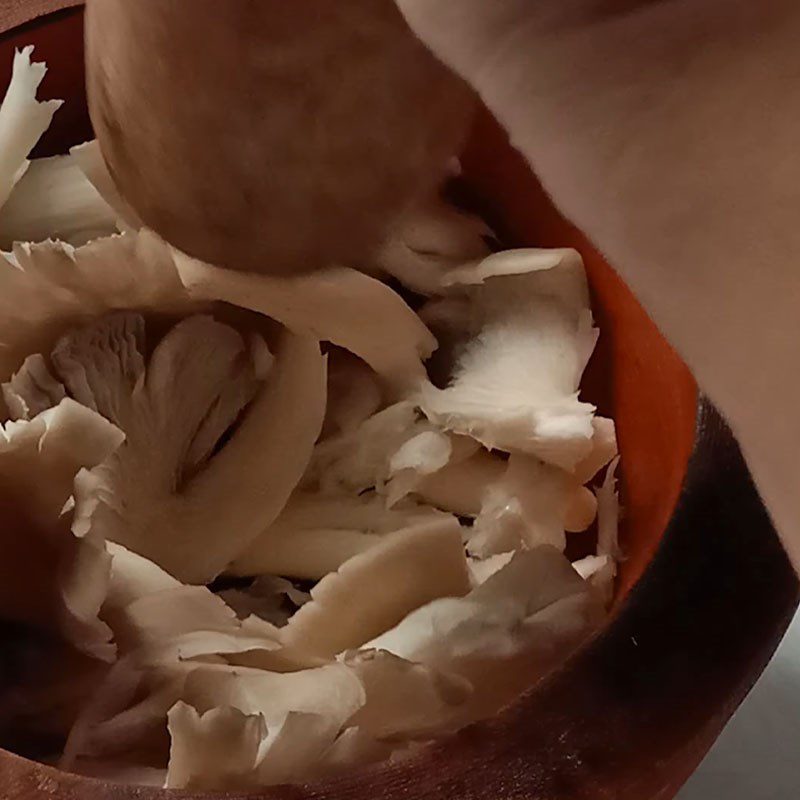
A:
678;611;800;799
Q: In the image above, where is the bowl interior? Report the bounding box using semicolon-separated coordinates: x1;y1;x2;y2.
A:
19;7;698;602
0;4;704;794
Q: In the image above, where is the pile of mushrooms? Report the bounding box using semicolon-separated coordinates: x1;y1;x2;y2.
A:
0;48;620;790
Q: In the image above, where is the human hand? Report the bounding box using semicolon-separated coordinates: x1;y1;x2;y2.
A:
84;0;474;276
395;0;800;566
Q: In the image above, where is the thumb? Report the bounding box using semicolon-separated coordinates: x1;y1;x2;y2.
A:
393;0;573;182
393;0;534;85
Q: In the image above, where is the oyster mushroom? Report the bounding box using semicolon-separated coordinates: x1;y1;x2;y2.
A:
467;421;618;557
574;416;618;484
597;457;622;560
164;662;366;789
0;399;123;659
312;726;396;777
0;47;62;210
0;230;190;384
418;248;599;470
366;546;605;722
376;192;492;295
382;430;480;509
48;313;327;583
166;703;265;791
579;457;623;604
174;250;437;393
342;648;472;739
405;446;507;517
229;491;445;581
303;401;441;497
322;349;383;437
0;153;118;248
62;541;317;769
467;455;575;556
280;517;471;658
8;310;326;583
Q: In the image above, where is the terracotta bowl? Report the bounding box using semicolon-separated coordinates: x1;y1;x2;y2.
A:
0;4;797;799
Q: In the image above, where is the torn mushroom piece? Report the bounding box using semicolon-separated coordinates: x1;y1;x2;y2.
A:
342;649;472;740
574;416;618;485
180;663;365;741
366;547;606;723
581;457;623;604
298;402;487;518
418;248;599;471
466;551;515;587
166;703;265;791
3;353;65;420
280;517;471;658
173;248;437;393
257;402;458;578
376;192;492;295
596;457;622;560
70;140;143;231
251;712;353;788
112;586;267;655
0;47;62;210
6;309;325;583
229;491;445;582
103;542;182;611
303;401;429;495
0;399;123;660
573;554;617;607
382;430;480;509
62;544;321;767
165;662;366;789
467;419;618;556
407;446;507;518
0;153;119;248
0;229;191;383
167;706;351;791
467;455;575;557
564;417;619;533
312;726;396;777
322;348;383;438
59;657;159;771
31;312;327;584
388;430;457;484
